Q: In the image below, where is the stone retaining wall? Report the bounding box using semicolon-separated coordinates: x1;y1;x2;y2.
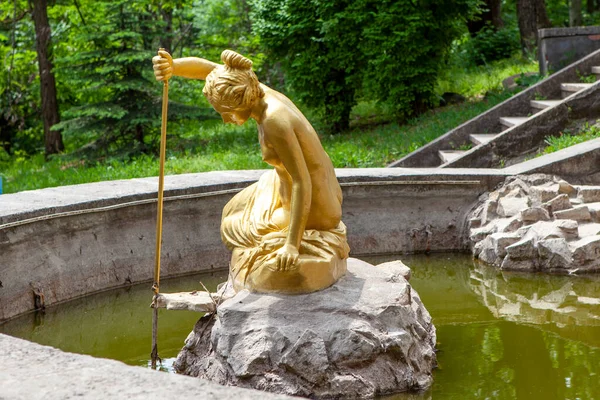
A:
0;168;505;322
539;26;600;75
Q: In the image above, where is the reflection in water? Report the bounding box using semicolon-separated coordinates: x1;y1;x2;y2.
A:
2;255;600;399
470;261;600;343
380;254;600;400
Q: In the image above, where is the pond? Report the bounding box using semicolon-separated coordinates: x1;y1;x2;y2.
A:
2;254;599;399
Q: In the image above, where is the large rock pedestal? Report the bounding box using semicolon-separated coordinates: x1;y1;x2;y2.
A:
174;258;436;398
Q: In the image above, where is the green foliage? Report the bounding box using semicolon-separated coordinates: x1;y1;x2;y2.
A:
53;1;162;157
540;122;600;155
515;72;544;87
577;71;597;84
0;90;512;193
52;0;214;160
437;54;538;98
0;0;43;155
463;25;520;65
251;0;480;133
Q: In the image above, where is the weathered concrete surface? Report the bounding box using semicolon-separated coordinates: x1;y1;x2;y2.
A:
504;138;600;185
445;82;600;169
539;26;600;75
390;47;600;168
0;333;294;400
175;258;436;399
0;170;266;225
470;175;600;273
0;168;502;322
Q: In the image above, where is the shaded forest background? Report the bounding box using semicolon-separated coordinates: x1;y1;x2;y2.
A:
1;0;599;173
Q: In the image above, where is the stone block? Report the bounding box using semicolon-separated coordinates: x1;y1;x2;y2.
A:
521;220;579;242
530;185;560;206
470;223;498;243
537;238;573;270
557;179;576;195
480;200;497;226
490;232;521;258
554;219;579;240
505;178;530;195
506;238;536;260
586;202;600;222
504;187;527;199
473;240;485;257
496;216;523;233
571;236;600;264
497;197;529;218
542;194;572;214
469;218;481;229
478;236;499;265
376;260;411;281
554;206;591;221
520;207;550;223
577;186;600;203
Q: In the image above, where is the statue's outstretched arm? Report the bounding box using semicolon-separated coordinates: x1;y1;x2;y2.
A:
263;117;311;271
152;50;218;81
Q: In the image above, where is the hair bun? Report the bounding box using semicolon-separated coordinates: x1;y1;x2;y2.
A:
221;49;253;69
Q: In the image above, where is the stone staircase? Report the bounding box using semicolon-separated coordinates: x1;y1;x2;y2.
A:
389;49;600;169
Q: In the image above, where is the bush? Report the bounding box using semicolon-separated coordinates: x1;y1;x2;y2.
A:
251;0;480;132
464;25;520;65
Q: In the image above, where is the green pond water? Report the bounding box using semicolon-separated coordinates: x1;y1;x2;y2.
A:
2;254;600;399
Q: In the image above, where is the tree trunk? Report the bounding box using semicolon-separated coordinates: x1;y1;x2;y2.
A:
570;0;583;26
31;0;64;156
160;6;173;53
587;0;595;14
517;0;551;56
467;0;503;35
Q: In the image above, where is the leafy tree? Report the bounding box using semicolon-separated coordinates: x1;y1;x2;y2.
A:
1;0;43;156
55;0;211;159
468;0;504;34
251;0;480;133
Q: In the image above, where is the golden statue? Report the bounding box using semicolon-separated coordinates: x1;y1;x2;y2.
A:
152;49;349;294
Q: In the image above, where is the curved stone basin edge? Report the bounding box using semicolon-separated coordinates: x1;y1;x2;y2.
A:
4;143;600;322
1;168;508;323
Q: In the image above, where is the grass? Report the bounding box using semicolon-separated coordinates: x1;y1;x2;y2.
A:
539;122;600;155
0;55;535;194
437;54;538;98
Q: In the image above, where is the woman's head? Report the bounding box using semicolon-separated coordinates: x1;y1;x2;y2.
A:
203;50;264;113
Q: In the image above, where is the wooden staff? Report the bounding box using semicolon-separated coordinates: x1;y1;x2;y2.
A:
151;48;169;369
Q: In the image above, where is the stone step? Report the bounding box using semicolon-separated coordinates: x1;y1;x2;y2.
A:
561;83;594;98
591;66;600;75
499;117;529;129
469;134;498;145
530;99;562;111
438;150;466;164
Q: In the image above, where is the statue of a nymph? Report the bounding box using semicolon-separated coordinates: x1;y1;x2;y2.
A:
152;49;349;294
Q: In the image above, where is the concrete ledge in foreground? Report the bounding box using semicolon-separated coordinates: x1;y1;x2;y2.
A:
0;334;294;400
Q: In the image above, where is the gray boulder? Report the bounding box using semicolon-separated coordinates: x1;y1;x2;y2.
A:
175;258;436;398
